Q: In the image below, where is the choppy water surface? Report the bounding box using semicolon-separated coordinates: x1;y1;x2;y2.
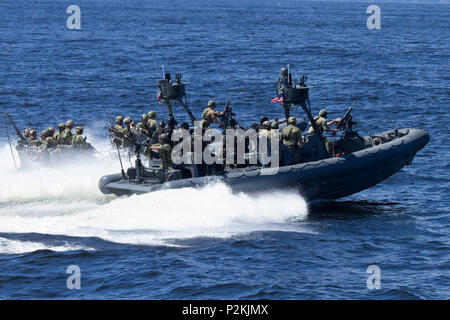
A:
0;0;449;299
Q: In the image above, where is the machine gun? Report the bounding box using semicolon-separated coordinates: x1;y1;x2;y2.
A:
333;101;356;136
219;99;236;129
5;113;26;142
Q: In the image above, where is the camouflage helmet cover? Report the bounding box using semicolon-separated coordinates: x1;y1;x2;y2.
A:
66;120;74;128
159;133;168;143
207;100;216;107
148;111;156;118
115;115;124;123
58;123;66;129
124;117;132;124
76;126;84;132
287;116;297;125
319;109;328;117
141;113;149;120
270;121;279;129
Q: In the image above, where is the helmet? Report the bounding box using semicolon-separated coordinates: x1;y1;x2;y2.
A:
259;116;269;125
207;100;216;108
47;127;55;135
287;117;297;125
270;121;279;130
75;126;84;133
159;134;168;143
141;113;149;120
66;120;74;128
180;122;189;130
262;121;271;129
148;111;156;119
297;118;308;132
319;109;328;117
40;129;48;137
58;123;66;129
115;115;124;124
124;117;132;124
280;67;288;76
30;130;36;137
167;117;178;126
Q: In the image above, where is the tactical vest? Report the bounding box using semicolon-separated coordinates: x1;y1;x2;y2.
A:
72;134;86;147
201;108;214;127
62;129;73;145
308;116;324;135
281;125;299;147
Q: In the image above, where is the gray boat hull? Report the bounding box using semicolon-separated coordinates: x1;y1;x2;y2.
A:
99;128;429;200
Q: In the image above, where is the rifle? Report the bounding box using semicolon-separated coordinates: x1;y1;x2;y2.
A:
5;113;26;142
333;100;355;135
220;98;236;129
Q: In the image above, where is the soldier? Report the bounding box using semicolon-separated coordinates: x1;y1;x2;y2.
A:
114;116;125;132
258;116;269;132
54;123;66;145
62;120;74;145
40;129;57;151
71;126;87;147
163;117;177;146
28;130;41;148
277;67;289;94
307;109;340;154
122;117;135;148
16;128;32;151
280;117;303;164
258;120;271;139
136;113;150;136
24;128;32;140
201;100;223;130
147;111;158;136
110;115;125;147
151;134;173;171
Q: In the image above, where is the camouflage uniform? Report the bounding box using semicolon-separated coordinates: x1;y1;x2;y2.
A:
54;123;66;145
122;118;135;148
156;134;173;170
281;117;302;164
41;133;57;151
112;116;125;147
201;100;221;129
62;120;74;145
136;114;151;136
308;110;332;154
71;127;86;147
147;111;158;135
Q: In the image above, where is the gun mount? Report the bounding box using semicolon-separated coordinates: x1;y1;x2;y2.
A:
156;70;196;125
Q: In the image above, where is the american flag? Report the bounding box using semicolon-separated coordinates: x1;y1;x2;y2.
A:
271;94;283;103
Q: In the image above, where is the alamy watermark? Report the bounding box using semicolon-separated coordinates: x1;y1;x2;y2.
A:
66;265;81;289
66;5;81;30
169;122;280;172
366;5;381;30
366;264;381;290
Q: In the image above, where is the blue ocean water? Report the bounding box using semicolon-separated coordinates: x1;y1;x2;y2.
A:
0;0;449;299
